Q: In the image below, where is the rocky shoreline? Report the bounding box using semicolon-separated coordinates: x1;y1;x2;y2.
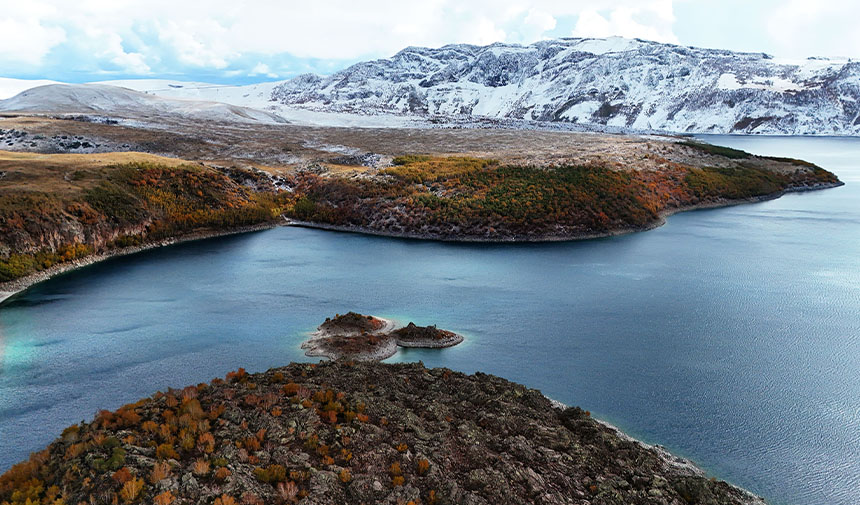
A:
0;222;281;306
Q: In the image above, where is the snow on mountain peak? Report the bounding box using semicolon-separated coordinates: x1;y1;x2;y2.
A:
267;36;860;135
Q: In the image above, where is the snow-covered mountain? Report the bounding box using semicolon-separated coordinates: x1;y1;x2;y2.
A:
3;37;859;134
0;84;288;125
268;37;860;135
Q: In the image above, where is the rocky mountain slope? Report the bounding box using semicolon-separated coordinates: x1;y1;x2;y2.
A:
268;37;860;135
0;361;765;505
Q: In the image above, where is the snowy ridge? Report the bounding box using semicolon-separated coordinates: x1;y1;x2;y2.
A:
0;84;288;125
267;37;860;135
3;37;859;134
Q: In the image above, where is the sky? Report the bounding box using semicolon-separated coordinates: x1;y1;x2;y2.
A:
0;0;858;85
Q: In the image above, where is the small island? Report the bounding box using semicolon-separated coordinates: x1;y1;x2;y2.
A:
301;312;464;361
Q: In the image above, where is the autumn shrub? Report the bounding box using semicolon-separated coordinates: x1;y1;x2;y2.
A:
253;465;286;484
153;490;175;505
417;458;430;475
155;443;178;460
214;494;237;505
338;469;351;483
192;459;210;477
119;477;144;503
150;462;171;484
214;467;232;482
112;467;134;485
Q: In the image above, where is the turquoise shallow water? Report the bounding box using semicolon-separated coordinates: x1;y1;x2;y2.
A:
1;136;858;505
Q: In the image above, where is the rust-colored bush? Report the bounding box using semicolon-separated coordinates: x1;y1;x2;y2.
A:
150;462;170;484
214;467;232;482
417;458;430;475
155;443;178;460
198;432;216;454
226;368;248;383
153;490;175;505
112;467;133;485
338;469;351;483
192;459;210;477
214;494;237;505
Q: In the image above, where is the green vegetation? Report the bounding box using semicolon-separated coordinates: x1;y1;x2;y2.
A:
685;165;785;199
679;140;751;159
384;156;493;184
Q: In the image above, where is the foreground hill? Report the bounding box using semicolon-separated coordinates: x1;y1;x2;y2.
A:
0;361;764;505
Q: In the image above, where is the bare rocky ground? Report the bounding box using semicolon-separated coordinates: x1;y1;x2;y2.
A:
0;114;808;176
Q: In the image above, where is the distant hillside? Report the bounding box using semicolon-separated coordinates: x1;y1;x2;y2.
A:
0;84;288;125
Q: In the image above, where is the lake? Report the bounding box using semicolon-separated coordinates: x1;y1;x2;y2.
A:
1;135;858;505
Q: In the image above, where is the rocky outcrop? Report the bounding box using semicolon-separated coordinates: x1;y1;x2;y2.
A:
302;314;463;361
0;361;764;505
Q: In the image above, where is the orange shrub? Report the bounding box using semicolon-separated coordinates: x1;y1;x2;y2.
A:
112;467;134;484
198;432;216;454
192;459;210;476
417;458;430;475
214;467;232;482
214;494;237;505
150;462;170;484
155;443;178;460
153;490;175;505
338;469;351;483
119;477;144;503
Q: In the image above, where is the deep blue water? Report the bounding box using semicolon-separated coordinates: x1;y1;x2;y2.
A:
1;136;858;505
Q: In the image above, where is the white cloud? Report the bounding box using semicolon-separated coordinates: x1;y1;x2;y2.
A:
0;1;675;72
766;0;860;58
0;2;66;65
250;62;278;78
572;1;678;43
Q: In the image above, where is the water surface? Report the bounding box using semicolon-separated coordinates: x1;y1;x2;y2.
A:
1;136;858;505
